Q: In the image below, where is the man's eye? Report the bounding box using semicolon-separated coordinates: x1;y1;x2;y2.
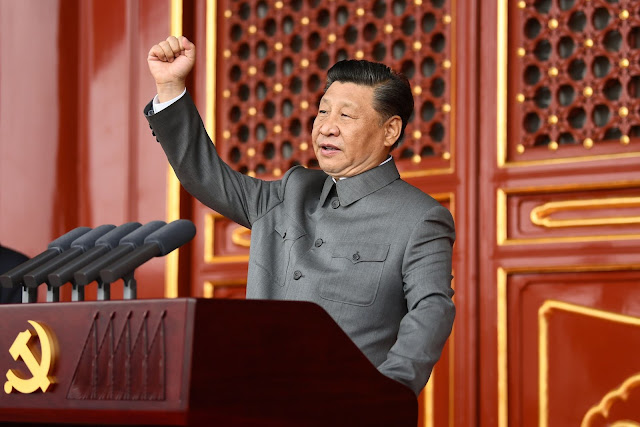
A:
318;110;327;114
341;113;352;118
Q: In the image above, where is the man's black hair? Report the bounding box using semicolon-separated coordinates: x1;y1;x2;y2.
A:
325;60;414;150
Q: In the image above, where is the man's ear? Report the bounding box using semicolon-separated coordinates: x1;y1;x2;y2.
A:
383;116;402;148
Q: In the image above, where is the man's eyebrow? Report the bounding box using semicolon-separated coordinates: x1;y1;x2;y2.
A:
319;97;358;109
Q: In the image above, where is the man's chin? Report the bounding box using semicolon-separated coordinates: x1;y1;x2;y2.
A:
317;159;340;175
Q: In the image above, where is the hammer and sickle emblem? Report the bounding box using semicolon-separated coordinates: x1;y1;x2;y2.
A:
4;320;56;394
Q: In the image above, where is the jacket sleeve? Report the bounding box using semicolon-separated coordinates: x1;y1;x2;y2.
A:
144;92;285;228
377;204;456;395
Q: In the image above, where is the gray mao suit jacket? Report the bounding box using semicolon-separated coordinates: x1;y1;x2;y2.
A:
145;92;456;395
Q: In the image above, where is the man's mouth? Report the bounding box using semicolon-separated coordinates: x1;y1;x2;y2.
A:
320;143;340;152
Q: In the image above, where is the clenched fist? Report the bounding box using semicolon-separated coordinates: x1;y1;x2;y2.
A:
147;36;196;102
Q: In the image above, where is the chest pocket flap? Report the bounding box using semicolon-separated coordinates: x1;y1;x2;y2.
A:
332;243;389;264
322;242;390;306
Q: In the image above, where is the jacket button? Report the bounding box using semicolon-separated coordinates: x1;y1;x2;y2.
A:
152;131;156;136
314;238;323;247
352;252;360;261
293;270;303;280
331;198;340;209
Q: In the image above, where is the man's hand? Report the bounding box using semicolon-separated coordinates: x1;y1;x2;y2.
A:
147;36;196;102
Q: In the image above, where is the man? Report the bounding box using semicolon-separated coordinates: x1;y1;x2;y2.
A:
145;36;455;396
0;244;29;303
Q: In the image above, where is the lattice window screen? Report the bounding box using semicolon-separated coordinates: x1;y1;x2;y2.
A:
509;0;640;161
217;0;453;177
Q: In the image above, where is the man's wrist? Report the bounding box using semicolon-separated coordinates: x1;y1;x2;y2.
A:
153;88;187;114
156;81;186;103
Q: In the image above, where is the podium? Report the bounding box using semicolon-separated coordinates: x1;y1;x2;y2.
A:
0;298;417;426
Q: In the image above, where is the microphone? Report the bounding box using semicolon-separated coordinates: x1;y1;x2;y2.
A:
22;225;116;300
47;222;142;299
0;227;92;300
100;219;196;286
73;221;166;288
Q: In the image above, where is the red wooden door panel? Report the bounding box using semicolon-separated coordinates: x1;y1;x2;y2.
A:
480;0;640;426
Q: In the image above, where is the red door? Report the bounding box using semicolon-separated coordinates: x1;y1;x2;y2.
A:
478;0;640;425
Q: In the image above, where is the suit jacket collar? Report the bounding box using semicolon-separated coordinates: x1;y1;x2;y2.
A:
318;177;335;208
317;158;401;207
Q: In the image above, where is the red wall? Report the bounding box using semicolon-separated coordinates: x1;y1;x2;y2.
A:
0;0;172;299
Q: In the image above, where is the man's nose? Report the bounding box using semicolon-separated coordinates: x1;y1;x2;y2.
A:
319;115;339;136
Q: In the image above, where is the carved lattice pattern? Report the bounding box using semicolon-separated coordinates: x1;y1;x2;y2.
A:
510;0;640;161
217;0;453;177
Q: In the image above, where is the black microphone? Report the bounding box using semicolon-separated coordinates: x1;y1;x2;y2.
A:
0;227;92;290
22;225;116;290
73;221;166;288
47;222;142;289
100;219;196;285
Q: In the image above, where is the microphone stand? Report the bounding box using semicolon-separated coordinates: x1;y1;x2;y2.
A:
71;279;85;302
22;286;37;303
123;273;136;300
46;284;59;302
97;278;110;301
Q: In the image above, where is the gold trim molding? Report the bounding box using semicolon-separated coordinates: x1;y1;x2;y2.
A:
203;279;246;298
530;197;640;228
497;267;508;427
449;275;456;427
432;192;455;212
496;0;507;172
165;0;183;299
400;164;454;178
231;227;251;247
497;181;640;245
423;375;435;427
206;0;216;136
204;213;250;264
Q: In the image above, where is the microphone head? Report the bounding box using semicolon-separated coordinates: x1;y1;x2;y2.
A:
94;222;142;249
70;225;116;251
144;219;196;256
119;220;166;248
47;227;92;252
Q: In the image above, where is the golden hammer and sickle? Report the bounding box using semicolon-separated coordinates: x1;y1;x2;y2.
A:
4;320;56;394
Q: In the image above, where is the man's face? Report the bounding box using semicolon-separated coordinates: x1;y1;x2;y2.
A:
312;82;396;179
